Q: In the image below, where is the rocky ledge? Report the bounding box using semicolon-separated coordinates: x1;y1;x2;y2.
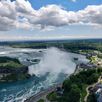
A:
0;57;30;82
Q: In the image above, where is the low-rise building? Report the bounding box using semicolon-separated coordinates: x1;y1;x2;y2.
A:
79;63;96;69
91;84;102;102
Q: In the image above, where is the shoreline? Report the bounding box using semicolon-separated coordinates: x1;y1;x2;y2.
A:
24;83;62;102
24;64;80;102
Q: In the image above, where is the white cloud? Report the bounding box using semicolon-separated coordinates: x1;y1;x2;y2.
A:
0;0;33;31
0;0;102;31
15;0;35;14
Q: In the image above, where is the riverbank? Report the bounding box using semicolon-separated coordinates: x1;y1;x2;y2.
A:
25;84;62;102
0;47;90;102
25;67;102;102
24;64;80;102
0;57;30;82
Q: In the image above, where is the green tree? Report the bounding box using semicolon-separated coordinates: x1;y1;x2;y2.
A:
63;79;72;93
37;99;44;102
87;93;97;102
68;87;80;102
46;92;57;101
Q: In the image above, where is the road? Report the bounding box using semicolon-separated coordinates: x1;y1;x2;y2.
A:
84;76;101;102
84;83;96;102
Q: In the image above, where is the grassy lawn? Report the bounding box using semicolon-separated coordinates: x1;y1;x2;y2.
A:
0;61;23;68
0;57;24;68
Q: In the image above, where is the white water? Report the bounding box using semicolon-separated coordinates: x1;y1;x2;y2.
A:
0;47;89;102
29;47;76;77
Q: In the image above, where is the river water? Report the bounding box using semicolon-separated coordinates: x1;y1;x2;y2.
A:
0;47;89;102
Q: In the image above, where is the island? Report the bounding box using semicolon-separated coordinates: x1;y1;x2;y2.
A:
0;56;30;82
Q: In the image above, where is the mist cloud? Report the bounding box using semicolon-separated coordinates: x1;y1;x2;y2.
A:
28;47;76;77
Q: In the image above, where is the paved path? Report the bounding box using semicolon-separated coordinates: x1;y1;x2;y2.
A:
84;76;101;102
84;83;96;102
25;84;62;102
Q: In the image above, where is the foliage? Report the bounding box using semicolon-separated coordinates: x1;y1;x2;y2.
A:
46;91;57;101
0;57;24;68
0;57;29;82
87;93;97;102
47;68;102;102
1;73;30;82
59;69;102;102
3;39;102;52
37;99;45;102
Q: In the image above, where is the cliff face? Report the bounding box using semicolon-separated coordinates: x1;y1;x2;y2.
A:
0;57;30;82
0;66;28;74
0;66;30;82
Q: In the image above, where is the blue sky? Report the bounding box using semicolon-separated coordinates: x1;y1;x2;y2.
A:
29;0;102;11
0;0;102;41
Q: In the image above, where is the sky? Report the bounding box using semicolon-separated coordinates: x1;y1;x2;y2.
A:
0;0;102;41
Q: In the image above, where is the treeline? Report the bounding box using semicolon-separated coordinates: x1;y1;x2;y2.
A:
1;39;102;51
0;57;20;64
57;68;102;102
13;42;102;52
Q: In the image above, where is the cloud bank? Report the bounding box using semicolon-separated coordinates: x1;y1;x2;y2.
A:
0;0;102;31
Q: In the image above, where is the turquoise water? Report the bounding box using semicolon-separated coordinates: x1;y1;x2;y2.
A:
0;73;66;102
0;47;89;102
0;77;37;102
